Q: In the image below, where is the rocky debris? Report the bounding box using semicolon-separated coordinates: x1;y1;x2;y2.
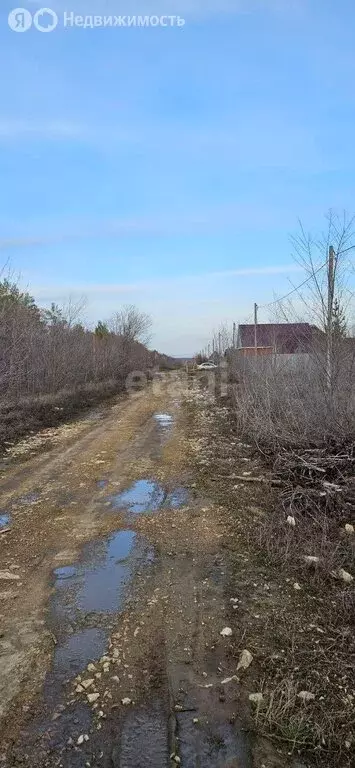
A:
0;570;20;580
121;697;132;706
303;555;320;565
337;568;353;584
87;692;100;704
220;626;232;637
221;675;238;685
297;690;315;703
81;678;94;690
77;734;89;745
249;692;264;705
237;649;253;672
293;582;302;590
286;515;296;527
344;523;354;535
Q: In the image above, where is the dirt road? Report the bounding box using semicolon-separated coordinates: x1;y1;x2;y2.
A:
0;375;256;768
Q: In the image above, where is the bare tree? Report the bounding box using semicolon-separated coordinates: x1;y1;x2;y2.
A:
290;211;354;329
228;211;355;450
288;210;355;396
107;304;152;344
62;295;88;328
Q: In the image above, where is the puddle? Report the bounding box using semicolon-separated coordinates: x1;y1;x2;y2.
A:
52;627;107;681
154;412;173;429
51;530;153;644
52;530;150;628
109;480;189;515
38;534;151;705
0;512;10;529
153;413;174;448
17;530;155;758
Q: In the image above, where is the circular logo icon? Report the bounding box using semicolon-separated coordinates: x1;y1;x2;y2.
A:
8;8;32;32
33;7;58;32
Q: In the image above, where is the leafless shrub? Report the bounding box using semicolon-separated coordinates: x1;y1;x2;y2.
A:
0;273;172;448
107;304;152;344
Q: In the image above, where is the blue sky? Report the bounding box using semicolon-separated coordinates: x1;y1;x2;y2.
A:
1;0;355;354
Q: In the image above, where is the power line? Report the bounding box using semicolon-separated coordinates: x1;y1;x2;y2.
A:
198;264;327;358
258;260;327;310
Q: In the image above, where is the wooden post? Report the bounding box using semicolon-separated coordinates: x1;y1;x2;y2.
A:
254;303;258;355
326;246;335;394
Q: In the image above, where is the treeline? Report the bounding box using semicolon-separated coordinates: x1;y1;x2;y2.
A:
0;277;174;446
0;278;176;399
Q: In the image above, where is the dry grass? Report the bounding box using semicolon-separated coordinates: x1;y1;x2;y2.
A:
185;383;355;768
0;380;122;453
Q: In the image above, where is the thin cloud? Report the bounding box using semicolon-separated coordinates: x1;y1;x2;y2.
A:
0;119;86;140
0;205;297;251
32;264;303;300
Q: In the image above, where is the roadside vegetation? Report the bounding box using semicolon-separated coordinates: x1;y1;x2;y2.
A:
0;273;174;451
191;212;355;766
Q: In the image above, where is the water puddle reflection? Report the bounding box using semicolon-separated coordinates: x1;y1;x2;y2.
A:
154;413;173;430
109;479;189;515
0;512;10;529
17;530;155;757
50;530;154;669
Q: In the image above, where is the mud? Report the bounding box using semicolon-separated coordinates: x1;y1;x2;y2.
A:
0;378;272;767
113;700;170;768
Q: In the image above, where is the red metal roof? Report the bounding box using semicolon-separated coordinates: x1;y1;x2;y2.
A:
238;323;316;353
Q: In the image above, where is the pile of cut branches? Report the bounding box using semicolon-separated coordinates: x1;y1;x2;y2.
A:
274;443;355;524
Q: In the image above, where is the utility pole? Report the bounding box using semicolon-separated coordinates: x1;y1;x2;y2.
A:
232;322;236;348
218;332;222;356
326;245;336;395
254;303;258;354
207;343;211;358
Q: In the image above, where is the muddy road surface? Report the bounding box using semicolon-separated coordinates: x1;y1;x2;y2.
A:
0;376;253;768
